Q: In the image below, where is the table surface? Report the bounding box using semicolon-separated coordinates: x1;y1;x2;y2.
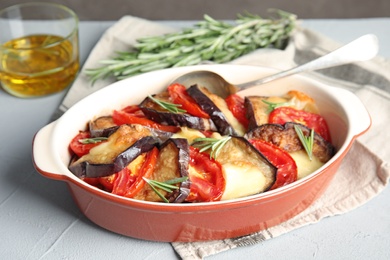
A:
1;18;390;260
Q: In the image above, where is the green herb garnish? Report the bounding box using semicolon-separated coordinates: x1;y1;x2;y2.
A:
262;99;289;112
294;125;314;160
192;136;231;159
85;10;296;84
143;177;188;203
79;137;108;144
148;95;186;113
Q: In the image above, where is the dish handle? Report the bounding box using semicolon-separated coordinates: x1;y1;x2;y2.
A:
32;122;66;181
337;88;371;137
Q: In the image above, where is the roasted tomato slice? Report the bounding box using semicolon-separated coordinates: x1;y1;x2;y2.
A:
167;83;210;119
112;109;179;133
225;94;249;128
69;131;106;157
186;147;225;202
121;105;145;116
82;177;100;187
98;174;116;192
249;139;297;190
111;167;136;196
124;147;159;198
269;107;331;142
108;147;159;197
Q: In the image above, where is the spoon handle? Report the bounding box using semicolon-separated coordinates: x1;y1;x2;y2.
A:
238;34;379;88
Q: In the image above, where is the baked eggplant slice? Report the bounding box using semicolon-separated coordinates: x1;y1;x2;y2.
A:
139;92;217;132
89;115;173;143
89;116;118;137
246;122;334;162
246;122;335;179
187;85;245;136
215;136;277;200
133;138;191;203
69;124;160;178
245;96;289;131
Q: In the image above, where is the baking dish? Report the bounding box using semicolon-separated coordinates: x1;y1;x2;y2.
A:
32;64;371;242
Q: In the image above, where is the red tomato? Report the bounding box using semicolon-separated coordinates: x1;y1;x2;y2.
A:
168;83;210;118
82;177;100;187
69;131;105;157
200;130;214;138
186;147;225;202
121;105;144;116
108;147;158;197
269;107;331;142
111;167;136;196
225;94;249;128
124;147;159;198
112;109;179;133
249;139;297;190
98;174;117;192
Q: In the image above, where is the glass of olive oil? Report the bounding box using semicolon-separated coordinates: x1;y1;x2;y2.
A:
0;3;79;98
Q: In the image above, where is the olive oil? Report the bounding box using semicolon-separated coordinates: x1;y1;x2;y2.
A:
0;34;79;97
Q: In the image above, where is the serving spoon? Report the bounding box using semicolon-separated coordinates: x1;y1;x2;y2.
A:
171;34;379;98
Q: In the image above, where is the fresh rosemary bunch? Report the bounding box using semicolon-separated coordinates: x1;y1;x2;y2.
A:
85;10;296;84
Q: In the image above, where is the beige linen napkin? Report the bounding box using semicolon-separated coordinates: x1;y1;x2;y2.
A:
54;16;390;259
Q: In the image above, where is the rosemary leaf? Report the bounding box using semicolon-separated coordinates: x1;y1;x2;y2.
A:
262;99;290;112
164;176;189;185
148;95;187;113
143;177;188;203
144;180;169;203
294;125;314;160
192;136;231;159
79;137;108;144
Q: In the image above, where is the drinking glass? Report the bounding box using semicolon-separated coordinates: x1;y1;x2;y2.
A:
0;2;79;98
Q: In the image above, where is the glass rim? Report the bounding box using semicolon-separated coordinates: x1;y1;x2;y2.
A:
0;2;79;51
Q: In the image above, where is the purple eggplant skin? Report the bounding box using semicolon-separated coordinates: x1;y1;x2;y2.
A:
146;126;174;144
187;85;237;136
89;116;119;137
246;122;335;163
139;95;217;132
245;96;270;132
69;136;159;178
160;138;191;203
68;156;116;179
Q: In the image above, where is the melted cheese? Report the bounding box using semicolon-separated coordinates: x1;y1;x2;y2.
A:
287;90;319;113
206;90;245;136
76;124;151;164
85;141;116;163
221;162;267;201
171;127;205;143
289;150;324;179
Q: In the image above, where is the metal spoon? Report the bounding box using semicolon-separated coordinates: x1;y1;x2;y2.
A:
171;34;379;98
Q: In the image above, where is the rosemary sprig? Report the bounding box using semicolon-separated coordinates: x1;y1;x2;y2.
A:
143;177;188;203
192;136;231;159
85;10;296;84
148;95;187;113
79;137;108;144
294;125;314;161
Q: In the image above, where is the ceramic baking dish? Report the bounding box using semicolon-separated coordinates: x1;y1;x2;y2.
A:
32;64;371;242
